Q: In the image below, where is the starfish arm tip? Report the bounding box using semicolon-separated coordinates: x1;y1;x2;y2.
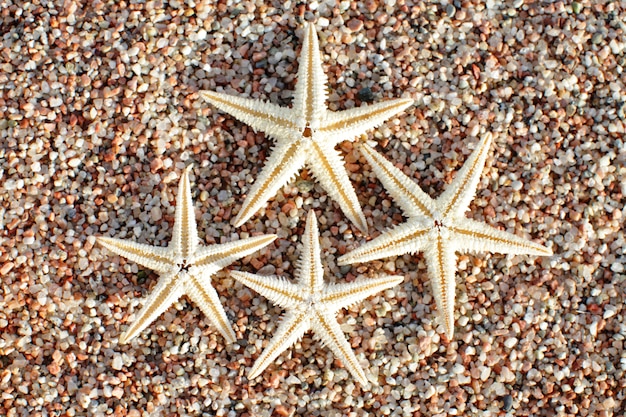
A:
222;329;237;345
441;318;455;340
198;90;215;101
389;275;405;285
354;217;368;235
118;333;129;345
248;360;267;381
355;373;369;386
231;213;247;228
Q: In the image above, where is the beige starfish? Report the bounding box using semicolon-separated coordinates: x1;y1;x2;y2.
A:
97;166;276;344
230;211;403;385
200;22;413;233
339;133;552;339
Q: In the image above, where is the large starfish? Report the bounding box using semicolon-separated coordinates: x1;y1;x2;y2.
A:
200;22;413;233
230;211;403;385
338;133;552;339
97;166;276;344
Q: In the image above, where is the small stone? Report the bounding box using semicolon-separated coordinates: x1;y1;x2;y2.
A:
501;366;515;382
604;305;617;319
1;262;15;275
217;190;230;202
275;405;291;417
112;386;124;399
504;337;518;349
365;0;378;13
347;19;363;32
111;354;123;370
357;87;375;102
150;157;164;173
296;180;315;193
49;97;63;107
592;33;603;44
252;51;267;62
68;158;81;168
76;390;91;409
286;375;301;384
47;362;61;375
151;206;163;222
502;395;513;411
446;4;456;17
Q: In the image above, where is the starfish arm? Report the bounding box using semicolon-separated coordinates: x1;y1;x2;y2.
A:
199;90;298;140
233;140;307;227
171;166;198;259
307;140;367;233
423;234;458;340
295;211;325;293
192;234;277;273
359;143;436;218
292;22;328;128
439;133;494;218
248;310;310;380
229;271;302;310
319;98;414;146
119;271;185;344
451;217;553;256
97;236;174;273
311;310;368;385
185;272;237;343
320;274;404;312
338;218;431;265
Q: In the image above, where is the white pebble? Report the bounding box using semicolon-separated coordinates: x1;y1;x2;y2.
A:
603;305;617;319
112;354;124;370
504;337;518;349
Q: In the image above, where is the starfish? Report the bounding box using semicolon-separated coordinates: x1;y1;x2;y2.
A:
338;133;552;339
230;211;403;385
200;22;413;233
97;166;276;344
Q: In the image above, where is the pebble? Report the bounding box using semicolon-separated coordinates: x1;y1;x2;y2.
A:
217;190;230;202
502;395;513;411
347;19;363;32
151;206;163;222
446;4;456;18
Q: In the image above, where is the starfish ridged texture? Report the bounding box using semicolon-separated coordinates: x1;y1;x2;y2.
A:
200;22;413;233
97;166;276;344
230;211;403;385
338;133;552;339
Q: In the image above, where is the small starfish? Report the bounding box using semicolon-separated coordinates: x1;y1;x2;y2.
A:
200;22;413;233
339;133;552;339
97;166;276;344
230;211;403;385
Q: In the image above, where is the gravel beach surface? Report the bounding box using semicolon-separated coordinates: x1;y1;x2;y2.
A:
1;1;625;416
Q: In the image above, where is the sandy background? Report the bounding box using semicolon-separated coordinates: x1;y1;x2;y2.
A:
1;0;625;416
